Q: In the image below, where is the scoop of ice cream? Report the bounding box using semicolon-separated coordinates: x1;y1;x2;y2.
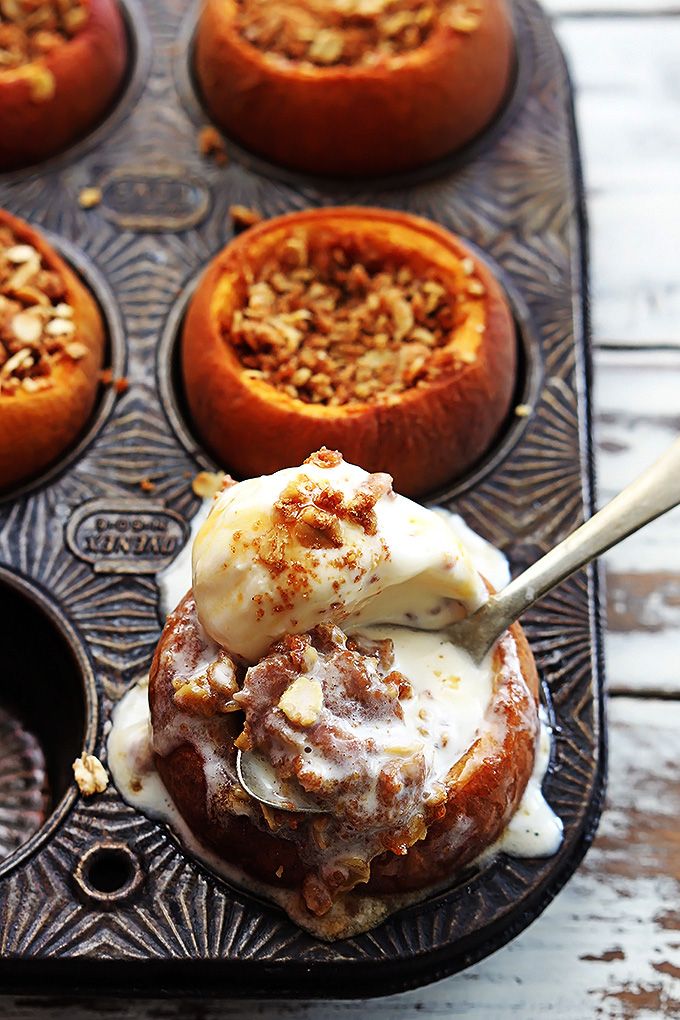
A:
192;449;488;663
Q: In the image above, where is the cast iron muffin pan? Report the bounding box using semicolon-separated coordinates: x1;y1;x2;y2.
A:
0;0;605;998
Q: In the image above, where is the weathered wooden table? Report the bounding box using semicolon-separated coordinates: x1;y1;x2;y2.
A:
4;0;680;1017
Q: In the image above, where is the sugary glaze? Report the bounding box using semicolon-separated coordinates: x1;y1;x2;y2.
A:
228;227;488;408
235;0;482;68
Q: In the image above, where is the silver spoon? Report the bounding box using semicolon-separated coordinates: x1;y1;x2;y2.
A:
237;437;680;814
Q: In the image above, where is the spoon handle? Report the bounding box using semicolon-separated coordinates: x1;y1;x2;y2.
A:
467;436;680;660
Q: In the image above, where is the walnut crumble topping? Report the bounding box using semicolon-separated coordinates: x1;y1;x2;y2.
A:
235;0;482;69
228;230;487;407
0;0;89;71
0;226;86;396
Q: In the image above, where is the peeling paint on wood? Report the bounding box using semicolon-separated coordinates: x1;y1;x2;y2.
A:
554;18;680;346
594;350;680;694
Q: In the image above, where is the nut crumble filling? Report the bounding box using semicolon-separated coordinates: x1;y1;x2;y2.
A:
234;0;482;68
0;0;89;73
226;230;488;407
0;226;85;396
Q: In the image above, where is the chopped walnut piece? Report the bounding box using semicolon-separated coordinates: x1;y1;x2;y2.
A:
233;0;475;68
192;469;226;499
304;448;343;469
227;229;485;407
173;652;241;717
0;226;85;396
278;673;324;727
230;204;264;232
72;752;109;796
198;125;229;165
0;0;90;72
79;187;102;209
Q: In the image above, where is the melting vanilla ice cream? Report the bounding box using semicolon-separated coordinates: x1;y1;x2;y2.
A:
192;450;488;663
108;451;562;939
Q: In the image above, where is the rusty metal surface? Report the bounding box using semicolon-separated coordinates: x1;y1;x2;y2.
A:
0;0;604;997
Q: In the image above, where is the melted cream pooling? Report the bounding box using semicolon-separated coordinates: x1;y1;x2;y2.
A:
108;676;562;940
110;498;562;928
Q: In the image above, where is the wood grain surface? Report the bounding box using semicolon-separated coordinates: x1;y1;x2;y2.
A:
2;1;680;1017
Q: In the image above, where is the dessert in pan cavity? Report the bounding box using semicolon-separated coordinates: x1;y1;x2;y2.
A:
182;207;516;498
0;209;105;489
109;451;562;940
194;0;514;176
0;0;127;171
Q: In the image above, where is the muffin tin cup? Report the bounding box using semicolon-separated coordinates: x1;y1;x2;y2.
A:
0;567;98;880
0;0;151;185
0;0;605;998
175;0;536;190
0;234;127;505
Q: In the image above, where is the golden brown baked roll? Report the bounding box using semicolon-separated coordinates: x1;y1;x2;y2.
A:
0;0;127;171
150;592;538;927
0;209;105;489
194;0;514;177
182;206;516;497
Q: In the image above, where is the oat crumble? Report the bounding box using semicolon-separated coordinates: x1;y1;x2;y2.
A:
0;0;89;72
0;225;85;396
234;0;482;69
227;230;486;407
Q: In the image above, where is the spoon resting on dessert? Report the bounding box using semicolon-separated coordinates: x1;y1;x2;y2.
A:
237;436;680;814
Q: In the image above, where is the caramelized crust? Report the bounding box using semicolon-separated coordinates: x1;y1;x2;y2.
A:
182;207;516;497
0;209;105;489
149;590;539;906
195;0;514;177
0;0;127;171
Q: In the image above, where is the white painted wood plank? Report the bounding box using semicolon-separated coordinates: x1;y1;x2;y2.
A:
553;18;680;345
594;349;680;693
4;698;678;1019
546;1;680;13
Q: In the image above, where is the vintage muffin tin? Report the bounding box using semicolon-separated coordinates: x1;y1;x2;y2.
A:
0;0;605;998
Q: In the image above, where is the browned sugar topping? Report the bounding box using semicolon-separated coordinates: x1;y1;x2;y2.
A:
235;0;482;68
228;230;486;407
255;468;392;589
0;0;89;71
0;226;84;395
